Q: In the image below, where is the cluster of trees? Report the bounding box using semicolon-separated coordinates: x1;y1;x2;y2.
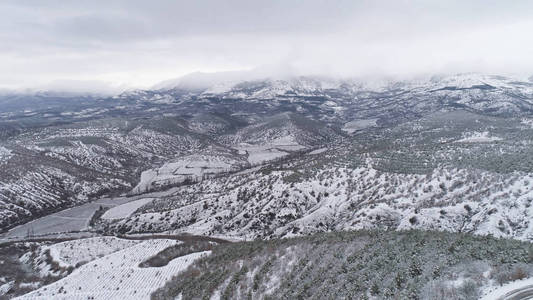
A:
152;229;533;300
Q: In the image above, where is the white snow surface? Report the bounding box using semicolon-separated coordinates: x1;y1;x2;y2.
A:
19;237;142;278
456;131;503;143
46;237;141;267
238;146;289;165
17;239;210;300
521;118;533;129
114;161;533;242
342;119;378;134
307;148;328;155
480;277;533;300
235;135;305;165
0;146;12;164
132;154;242;193
0;281;15;296
102;198;154;220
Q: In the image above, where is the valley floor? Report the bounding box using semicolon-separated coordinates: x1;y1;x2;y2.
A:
0;187;182;241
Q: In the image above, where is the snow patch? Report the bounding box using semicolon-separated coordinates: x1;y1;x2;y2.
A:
342;119;378;134
102;198;155;220
132;154;243;193
235;135;305;165
0;281;14;296
456;131;502;143
480;277;533;300
0;146;12;164
307;148;328;155
47;237;141;267
17;239;210;300
521;118;533;129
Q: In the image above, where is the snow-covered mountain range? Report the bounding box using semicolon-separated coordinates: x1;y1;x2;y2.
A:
3;73;533;299
2;73;533;236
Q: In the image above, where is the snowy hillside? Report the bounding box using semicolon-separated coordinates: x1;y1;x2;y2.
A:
103;162;533;241
153;230;533;300
93;110;533;242
3;73;533;234
16;239;209;300
3;73;533;299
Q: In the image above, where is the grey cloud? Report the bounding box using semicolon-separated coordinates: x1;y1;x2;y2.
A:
1;0;533;92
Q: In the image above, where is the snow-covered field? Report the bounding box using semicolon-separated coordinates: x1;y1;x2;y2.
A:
0;146;12;163
20;237;142;278
132;154;242;193
102;198;154;220
342;119;378;134
45;237;140;267
456;131;503;143
238;145;289;165
17;239;210;300
0;194;159;240
307;147;328;155
0;281;15;296
236;135;305;165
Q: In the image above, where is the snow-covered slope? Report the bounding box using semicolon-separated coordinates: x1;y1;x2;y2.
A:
104;163;533;241
3;72;533;240
17;239;209;300
97;110;533;242
8;72;533;300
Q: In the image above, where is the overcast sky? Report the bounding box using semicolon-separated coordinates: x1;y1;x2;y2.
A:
2;0;533;93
